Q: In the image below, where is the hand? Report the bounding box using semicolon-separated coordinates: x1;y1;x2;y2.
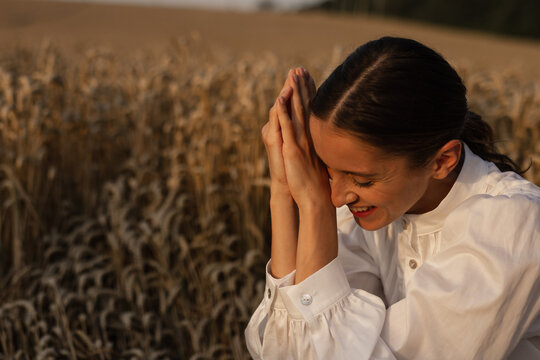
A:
262;68;315;197
276;68;332;211
261;71;293;197
263;69;303;278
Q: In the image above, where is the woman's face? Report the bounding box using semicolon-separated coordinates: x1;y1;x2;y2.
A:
310;116;436;231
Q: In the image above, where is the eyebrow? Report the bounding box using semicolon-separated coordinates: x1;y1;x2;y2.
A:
318;158;379;179
343;170;379;178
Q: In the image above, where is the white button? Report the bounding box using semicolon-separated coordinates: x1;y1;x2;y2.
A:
300;294;312;305
409;259;418;269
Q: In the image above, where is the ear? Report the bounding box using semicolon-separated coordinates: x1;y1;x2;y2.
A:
431;140;463;180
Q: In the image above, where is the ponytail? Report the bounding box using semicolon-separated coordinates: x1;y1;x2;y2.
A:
461;111;525;174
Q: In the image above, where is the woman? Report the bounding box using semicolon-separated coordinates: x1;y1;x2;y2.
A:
245;37;540;359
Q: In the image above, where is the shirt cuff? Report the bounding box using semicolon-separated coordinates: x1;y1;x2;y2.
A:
279;257;351;321
264;259;296;313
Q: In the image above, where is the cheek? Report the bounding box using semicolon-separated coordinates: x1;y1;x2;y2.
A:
400;176;430;205
360;187;396;207
368;179;423;209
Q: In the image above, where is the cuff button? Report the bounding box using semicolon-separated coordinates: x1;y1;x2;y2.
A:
301;294;312;306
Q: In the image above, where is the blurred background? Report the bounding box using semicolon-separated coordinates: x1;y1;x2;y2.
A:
1;1;539;359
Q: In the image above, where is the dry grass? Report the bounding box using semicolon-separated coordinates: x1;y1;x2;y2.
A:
0;35;539;359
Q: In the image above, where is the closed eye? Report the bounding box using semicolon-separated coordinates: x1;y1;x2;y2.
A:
351;177;374;187
327;171;375;187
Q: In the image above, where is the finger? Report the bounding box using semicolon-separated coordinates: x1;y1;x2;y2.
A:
270;86;293;124
268;70;293;115
266;130;285;170
290;72;305;127
263;113;284;157
280;85;293;99
289;74;310;151
276;95;297;147
296;68;310;113
278;69;296;97
262;123;288;184
281;69;292;91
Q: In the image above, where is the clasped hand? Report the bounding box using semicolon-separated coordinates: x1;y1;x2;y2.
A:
262;67;332;211
262;67;338;283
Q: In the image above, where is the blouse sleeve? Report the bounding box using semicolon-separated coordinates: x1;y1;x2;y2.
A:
245;194;540;360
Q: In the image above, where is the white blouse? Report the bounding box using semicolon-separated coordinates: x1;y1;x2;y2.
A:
245;145;540;359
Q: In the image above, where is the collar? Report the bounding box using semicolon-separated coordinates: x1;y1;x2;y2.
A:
402;143;490;235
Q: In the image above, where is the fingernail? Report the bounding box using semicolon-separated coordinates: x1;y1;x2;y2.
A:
278;96;285;105
293;74;298;83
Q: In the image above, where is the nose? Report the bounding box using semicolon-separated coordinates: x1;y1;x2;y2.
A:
330;174;358;208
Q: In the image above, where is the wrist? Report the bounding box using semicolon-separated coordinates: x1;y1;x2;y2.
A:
270;195;296;212
295;199;337;284
270;184;293;201
297;196;334;217
298;201;336;232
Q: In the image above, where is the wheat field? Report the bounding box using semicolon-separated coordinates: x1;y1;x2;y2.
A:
0;31;539;359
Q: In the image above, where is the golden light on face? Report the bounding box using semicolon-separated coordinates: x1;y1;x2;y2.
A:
309;116;436;231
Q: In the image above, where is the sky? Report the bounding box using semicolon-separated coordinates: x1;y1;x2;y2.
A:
61;0;325;11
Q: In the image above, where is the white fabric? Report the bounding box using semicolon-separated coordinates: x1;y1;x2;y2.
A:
245;144;540;359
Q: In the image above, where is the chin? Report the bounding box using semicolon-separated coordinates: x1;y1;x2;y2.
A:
353;217;387;231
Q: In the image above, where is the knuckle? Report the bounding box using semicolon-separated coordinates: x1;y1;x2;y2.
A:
262;137;272;148
262;134;272;146
261;126;272;140
262;131;279;147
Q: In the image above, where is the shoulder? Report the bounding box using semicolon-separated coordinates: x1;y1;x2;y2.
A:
458;165;540;223
483;163;540;198
453;191;540;226
448;161;540;238
444;188;540;259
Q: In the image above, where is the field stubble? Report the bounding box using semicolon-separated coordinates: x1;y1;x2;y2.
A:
0;34;539;359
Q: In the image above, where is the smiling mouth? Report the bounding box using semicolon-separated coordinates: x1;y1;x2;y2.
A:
350;206;377;218
351;206;373;212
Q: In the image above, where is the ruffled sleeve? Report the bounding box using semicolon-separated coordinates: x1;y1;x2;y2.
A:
245;206;395;359
245;258;394;360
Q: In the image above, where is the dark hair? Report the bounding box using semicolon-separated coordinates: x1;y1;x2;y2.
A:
311;36;523;173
